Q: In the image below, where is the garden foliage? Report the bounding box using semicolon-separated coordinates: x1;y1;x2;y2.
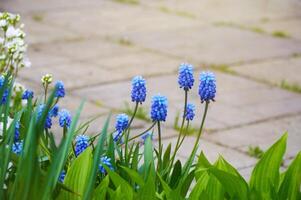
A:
0;12;300;200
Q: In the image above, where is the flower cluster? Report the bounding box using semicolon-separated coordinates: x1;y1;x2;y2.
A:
131;76;146;104
185;103;195;121
114;114;129;142
150;95;168;122
12;141;23;155
199;72;216;103
0;12;30;73
58;109;72;128
37;104;60;129
99;156;114;174
55;81;65;98
74;135;90;157
0;75;8;105
178;63;194;90
22;89;34;100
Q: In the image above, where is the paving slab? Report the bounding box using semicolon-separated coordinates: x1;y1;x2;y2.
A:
140;0;301;23
19;60;125;90
231;57;301;86
204;114;301;159
122;26;301;64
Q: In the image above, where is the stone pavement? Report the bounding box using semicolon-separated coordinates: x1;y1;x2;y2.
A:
2;0;301;180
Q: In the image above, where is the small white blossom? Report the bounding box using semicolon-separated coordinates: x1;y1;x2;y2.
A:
0;19;7;28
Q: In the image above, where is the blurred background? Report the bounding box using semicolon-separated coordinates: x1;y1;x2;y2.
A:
1;0;301;179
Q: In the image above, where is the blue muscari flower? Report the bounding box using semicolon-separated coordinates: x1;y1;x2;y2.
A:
1;89;8;105
99;156;113;174
150;95;168;122
131;76;146;104
37;104;53;129
113;131;122;143
12;141;23;155
58;109;72;128
115;114;129;133
50;105;59;117
141;132;153;143
58;171;66;183
55;81;65;98
185;103;195;121
22;89;34;100
0;76;4;87
199;72;216;103
178;63;194;90
14;121;20;141
0;75;8;105
75;135;90;157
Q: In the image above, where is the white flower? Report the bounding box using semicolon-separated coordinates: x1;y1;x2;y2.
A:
0;117;13;136
6;26;22;38
23;57;31;68
0;19;7;28
0;37;4;44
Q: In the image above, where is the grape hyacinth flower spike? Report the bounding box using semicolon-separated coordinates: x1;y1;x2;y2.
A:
150;95;168;122
178;63;194;91
113;114;129;142
12;141;23;155
55;81;65;98
185;103;195;121
198;71;216;103
131;76;146;104
99;156;114;174
37;104;53;129
58;109;72;128
74;135;90;157
22;89;34;100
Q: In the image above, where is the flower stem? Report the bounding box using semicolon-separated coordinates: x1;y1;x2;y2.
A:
122;102;139;154
157;121;163;171
128;122;156;142
170;90;188;167
191;102;209;156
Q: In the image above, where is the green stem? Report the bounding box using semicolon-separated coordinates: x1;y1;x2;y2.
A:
170;90;188;167
177;120;190;150
125;102;141;162
128;122;156;142
191;102;209;156
157;121;162;171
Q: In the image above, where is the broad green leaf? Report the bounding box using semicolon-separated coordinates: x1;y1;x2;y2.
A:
83;115;110;200
189;172;210;199
195;151;212;180
120;166;145;186
105;166;133;200
143;136;155;179
93;176;109;200
162;143;171;169
157;174;184;200
209;167;249;199
278;152;301;200
169;160;182;189
59;147;93;200
250;133;287;197
137;173;156;200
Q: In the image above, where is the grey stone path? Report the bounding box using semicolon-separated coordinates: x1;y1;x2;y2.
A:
2;0;301;180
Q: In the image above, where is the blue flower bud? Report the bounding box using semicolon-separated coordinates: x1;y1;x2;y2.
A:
199;72;216;103
178;63;194;90
131;76;146;104
150;95;168;122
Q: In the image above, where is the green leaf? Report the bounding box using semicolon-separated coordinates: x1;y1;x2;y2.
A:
105;166;133;200
83;115;110;200
195;151;212;180
137;173;156;200
162;143;171;169
189;172;210;199
120;166;145;187
157;174;184;200
143;136;155;179
93;176;109;200
250;133;287;197
209;167;249;199
278;152;301;200
59;147;93;199
169;160;182;189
